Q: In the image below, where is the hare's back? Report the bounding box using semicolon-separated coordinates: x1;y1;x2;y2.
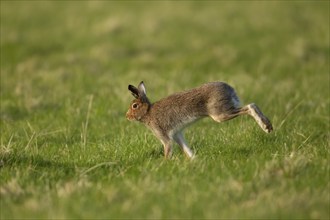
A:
153;81;239;114
147;82;240;131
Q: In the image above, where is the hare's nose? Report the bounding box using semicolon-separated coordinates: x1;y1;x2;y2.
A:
126;111;132;120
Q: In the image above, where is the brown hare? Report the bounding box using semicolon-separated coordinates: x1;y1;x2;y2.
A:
126;81;273;159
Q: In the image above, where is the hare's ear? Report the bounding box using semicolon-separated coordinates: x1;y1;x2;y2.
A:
138;81;147;96
128;85;139;98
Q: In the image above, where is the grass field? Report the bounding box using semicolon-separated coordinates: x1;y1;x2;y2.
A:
1;1;329;219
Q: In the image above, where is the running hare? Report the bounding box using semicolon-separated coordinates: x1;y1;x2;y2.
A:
126;81;273;159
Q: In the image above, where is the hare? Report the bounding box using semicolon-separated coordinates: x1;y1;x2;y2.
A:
126;81;273;159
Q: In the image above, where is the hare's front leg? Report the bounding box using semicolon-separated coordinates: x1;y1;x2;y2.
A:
159;138;173;159
150;128;173;159
163;142;173;159
173;132;195;159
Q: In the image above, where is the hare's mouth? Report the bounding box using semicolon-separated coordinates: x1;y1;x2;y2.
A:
126;112;134;121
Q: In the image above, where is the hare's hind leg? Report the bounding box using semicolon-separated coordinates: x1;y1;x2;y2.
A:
210;103;273;133
239;103;273;133
173;132;195;159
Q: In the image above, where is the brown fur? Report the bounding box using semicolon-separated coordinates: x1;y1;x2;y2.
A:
126;81;273;159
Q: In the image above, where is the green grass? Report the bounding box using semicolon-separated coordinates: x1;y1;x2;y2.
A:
1;1;329;219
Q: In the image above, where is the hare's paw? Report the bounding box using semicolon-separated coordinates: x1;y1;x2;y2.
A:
261;116;273;133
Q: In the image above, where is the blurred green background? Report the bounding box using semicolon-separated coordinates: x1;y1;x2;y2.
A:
1;1;329;219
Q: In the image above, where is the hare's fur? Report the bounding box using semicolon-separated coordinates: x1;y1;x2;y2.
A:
126;81;273;159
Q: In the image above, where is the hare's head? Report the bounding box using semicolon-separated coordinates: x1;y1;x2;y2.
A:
126;81;151;121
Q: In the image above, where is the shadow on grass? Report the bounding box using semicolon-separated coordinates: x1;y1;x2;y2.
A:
0;153;124;180
0;102;61;122
146;148;163;158
0;153;77;172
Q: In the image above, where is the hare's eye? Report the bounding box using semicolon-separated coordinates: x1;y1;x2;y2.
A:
132;103;138;109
